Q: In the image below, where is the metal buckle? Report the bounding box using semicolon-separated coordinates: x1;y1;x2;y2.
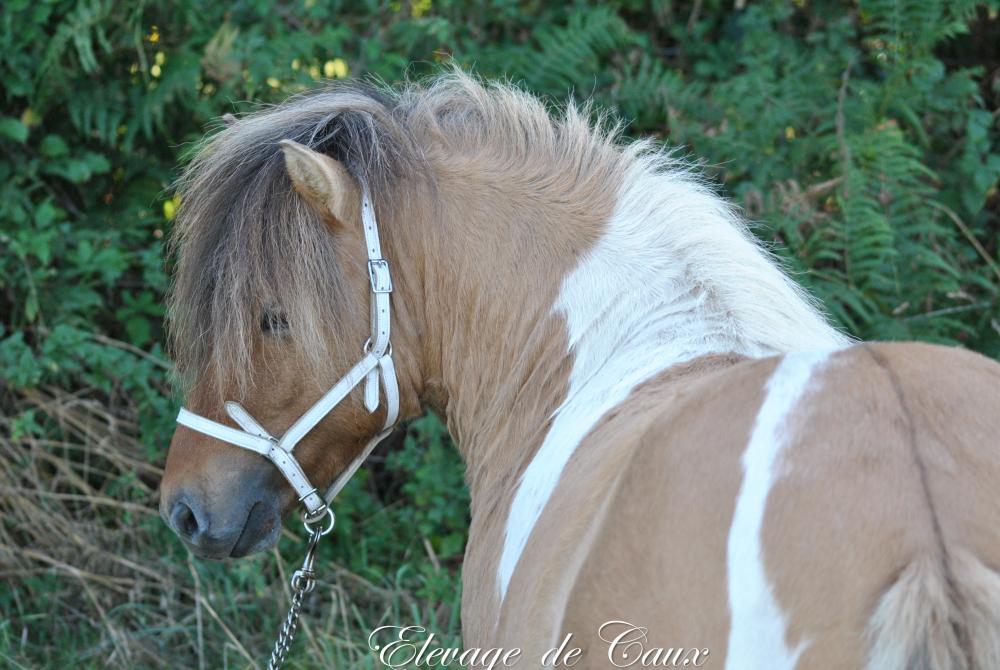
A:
367;259;393;294
297;487;319;503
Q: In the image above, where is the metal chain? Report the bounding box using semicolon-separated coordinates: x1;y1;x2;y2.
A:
267;576;310;670
266;508;335;670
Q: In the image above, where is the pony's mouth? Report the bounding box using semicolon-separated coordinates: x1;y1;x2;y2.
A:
229;501;281;558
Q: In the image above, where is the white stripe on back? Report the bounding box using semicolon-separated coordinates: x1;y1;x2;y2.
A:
725;349;838;669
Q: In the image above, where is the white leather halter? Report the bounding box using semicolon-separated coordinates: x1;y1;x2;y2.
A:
175;181;399;518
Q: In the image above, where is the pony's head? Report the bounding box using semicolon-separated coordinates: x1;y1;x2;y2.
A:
160;86;421;558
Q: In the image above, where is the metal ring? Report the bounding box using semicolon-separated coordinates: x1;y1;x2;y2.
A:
302;506;335;536
363;338;392;356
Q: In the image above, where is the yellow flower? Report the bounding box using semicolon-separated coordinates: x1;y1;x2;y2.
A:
151;64;162;78
267;76;281;88
324;58;348;79
163;195;181;221
20;107;40;127
412;0;432;18
785;126;796;140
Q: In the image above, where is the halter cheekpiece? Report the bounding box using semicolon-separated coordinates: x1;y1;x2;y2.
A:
175;179;399;520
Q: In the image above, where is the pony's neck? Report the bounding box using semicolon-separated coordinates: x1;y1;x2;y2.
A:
393;150;847;544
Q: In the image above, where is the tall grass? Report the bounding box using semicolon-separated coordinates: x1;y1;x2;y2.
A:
0;384;464;669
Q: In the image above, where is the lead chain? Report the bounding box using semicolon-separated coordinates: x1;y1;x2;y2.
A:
266;509;334;670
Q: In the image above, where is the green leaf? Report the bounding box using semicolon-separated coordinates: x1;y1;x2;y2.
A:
0;117;28;142
40;134;69;157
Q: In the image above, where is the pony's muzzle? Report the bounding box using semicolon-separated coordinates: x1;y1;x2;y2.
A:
161;465;284;559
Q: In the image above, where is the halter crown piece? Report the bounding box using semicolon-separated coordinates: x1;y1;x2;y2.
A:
175;179;399;520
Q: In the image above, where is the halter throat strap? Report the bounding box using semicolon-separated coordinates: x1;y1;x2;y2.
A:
175;180;399;515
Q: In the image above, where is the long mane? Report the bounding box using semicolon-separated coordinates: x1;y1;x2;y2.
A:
168;81;422;397
168;71;625;397
168;70;844;399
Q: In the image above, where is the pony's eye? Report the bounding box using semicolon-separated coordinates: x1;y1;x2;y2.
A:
260;311;289;334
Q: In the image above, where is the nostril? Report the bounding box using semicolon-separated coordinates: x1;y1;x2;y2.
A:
170;499;201;542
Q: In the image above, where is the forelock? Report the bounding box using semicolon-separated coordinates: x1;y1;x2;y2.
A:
166;82;420;398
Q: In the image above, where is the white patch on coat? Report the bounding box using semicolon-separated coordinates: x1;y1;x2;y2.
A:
496;156;848;602
725;350;837;669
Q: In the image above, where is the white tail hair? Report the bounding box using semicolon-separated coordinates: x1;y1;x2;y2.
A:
866;552;1000;670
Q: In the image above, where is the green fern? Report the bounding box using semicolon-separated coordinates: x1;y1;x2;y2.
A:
505;7;635;96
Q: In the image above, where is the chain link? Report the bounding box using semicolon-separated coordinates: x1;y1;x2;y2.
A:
267;578;309;670
266;508;335;670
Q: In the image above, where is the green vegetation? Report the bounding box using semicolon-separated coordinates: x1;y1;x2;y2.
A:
1;1;998;667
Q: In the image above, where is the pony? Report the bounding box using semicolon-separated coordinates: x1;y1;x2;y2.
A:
160;72;1000;669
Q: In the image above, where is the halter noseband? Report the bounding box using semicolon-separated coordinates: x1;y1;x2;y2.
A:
175;180;399;518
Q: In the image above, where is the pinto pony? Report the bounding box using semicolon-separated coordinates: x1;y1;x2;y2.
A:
160;73;1000;669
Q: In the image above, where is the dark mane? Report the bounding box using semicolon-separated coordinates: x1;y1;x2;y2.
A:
168;81;423;396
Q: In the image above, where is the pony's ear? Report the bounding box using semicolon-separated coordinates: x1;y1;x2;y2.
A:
279;139;356;226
